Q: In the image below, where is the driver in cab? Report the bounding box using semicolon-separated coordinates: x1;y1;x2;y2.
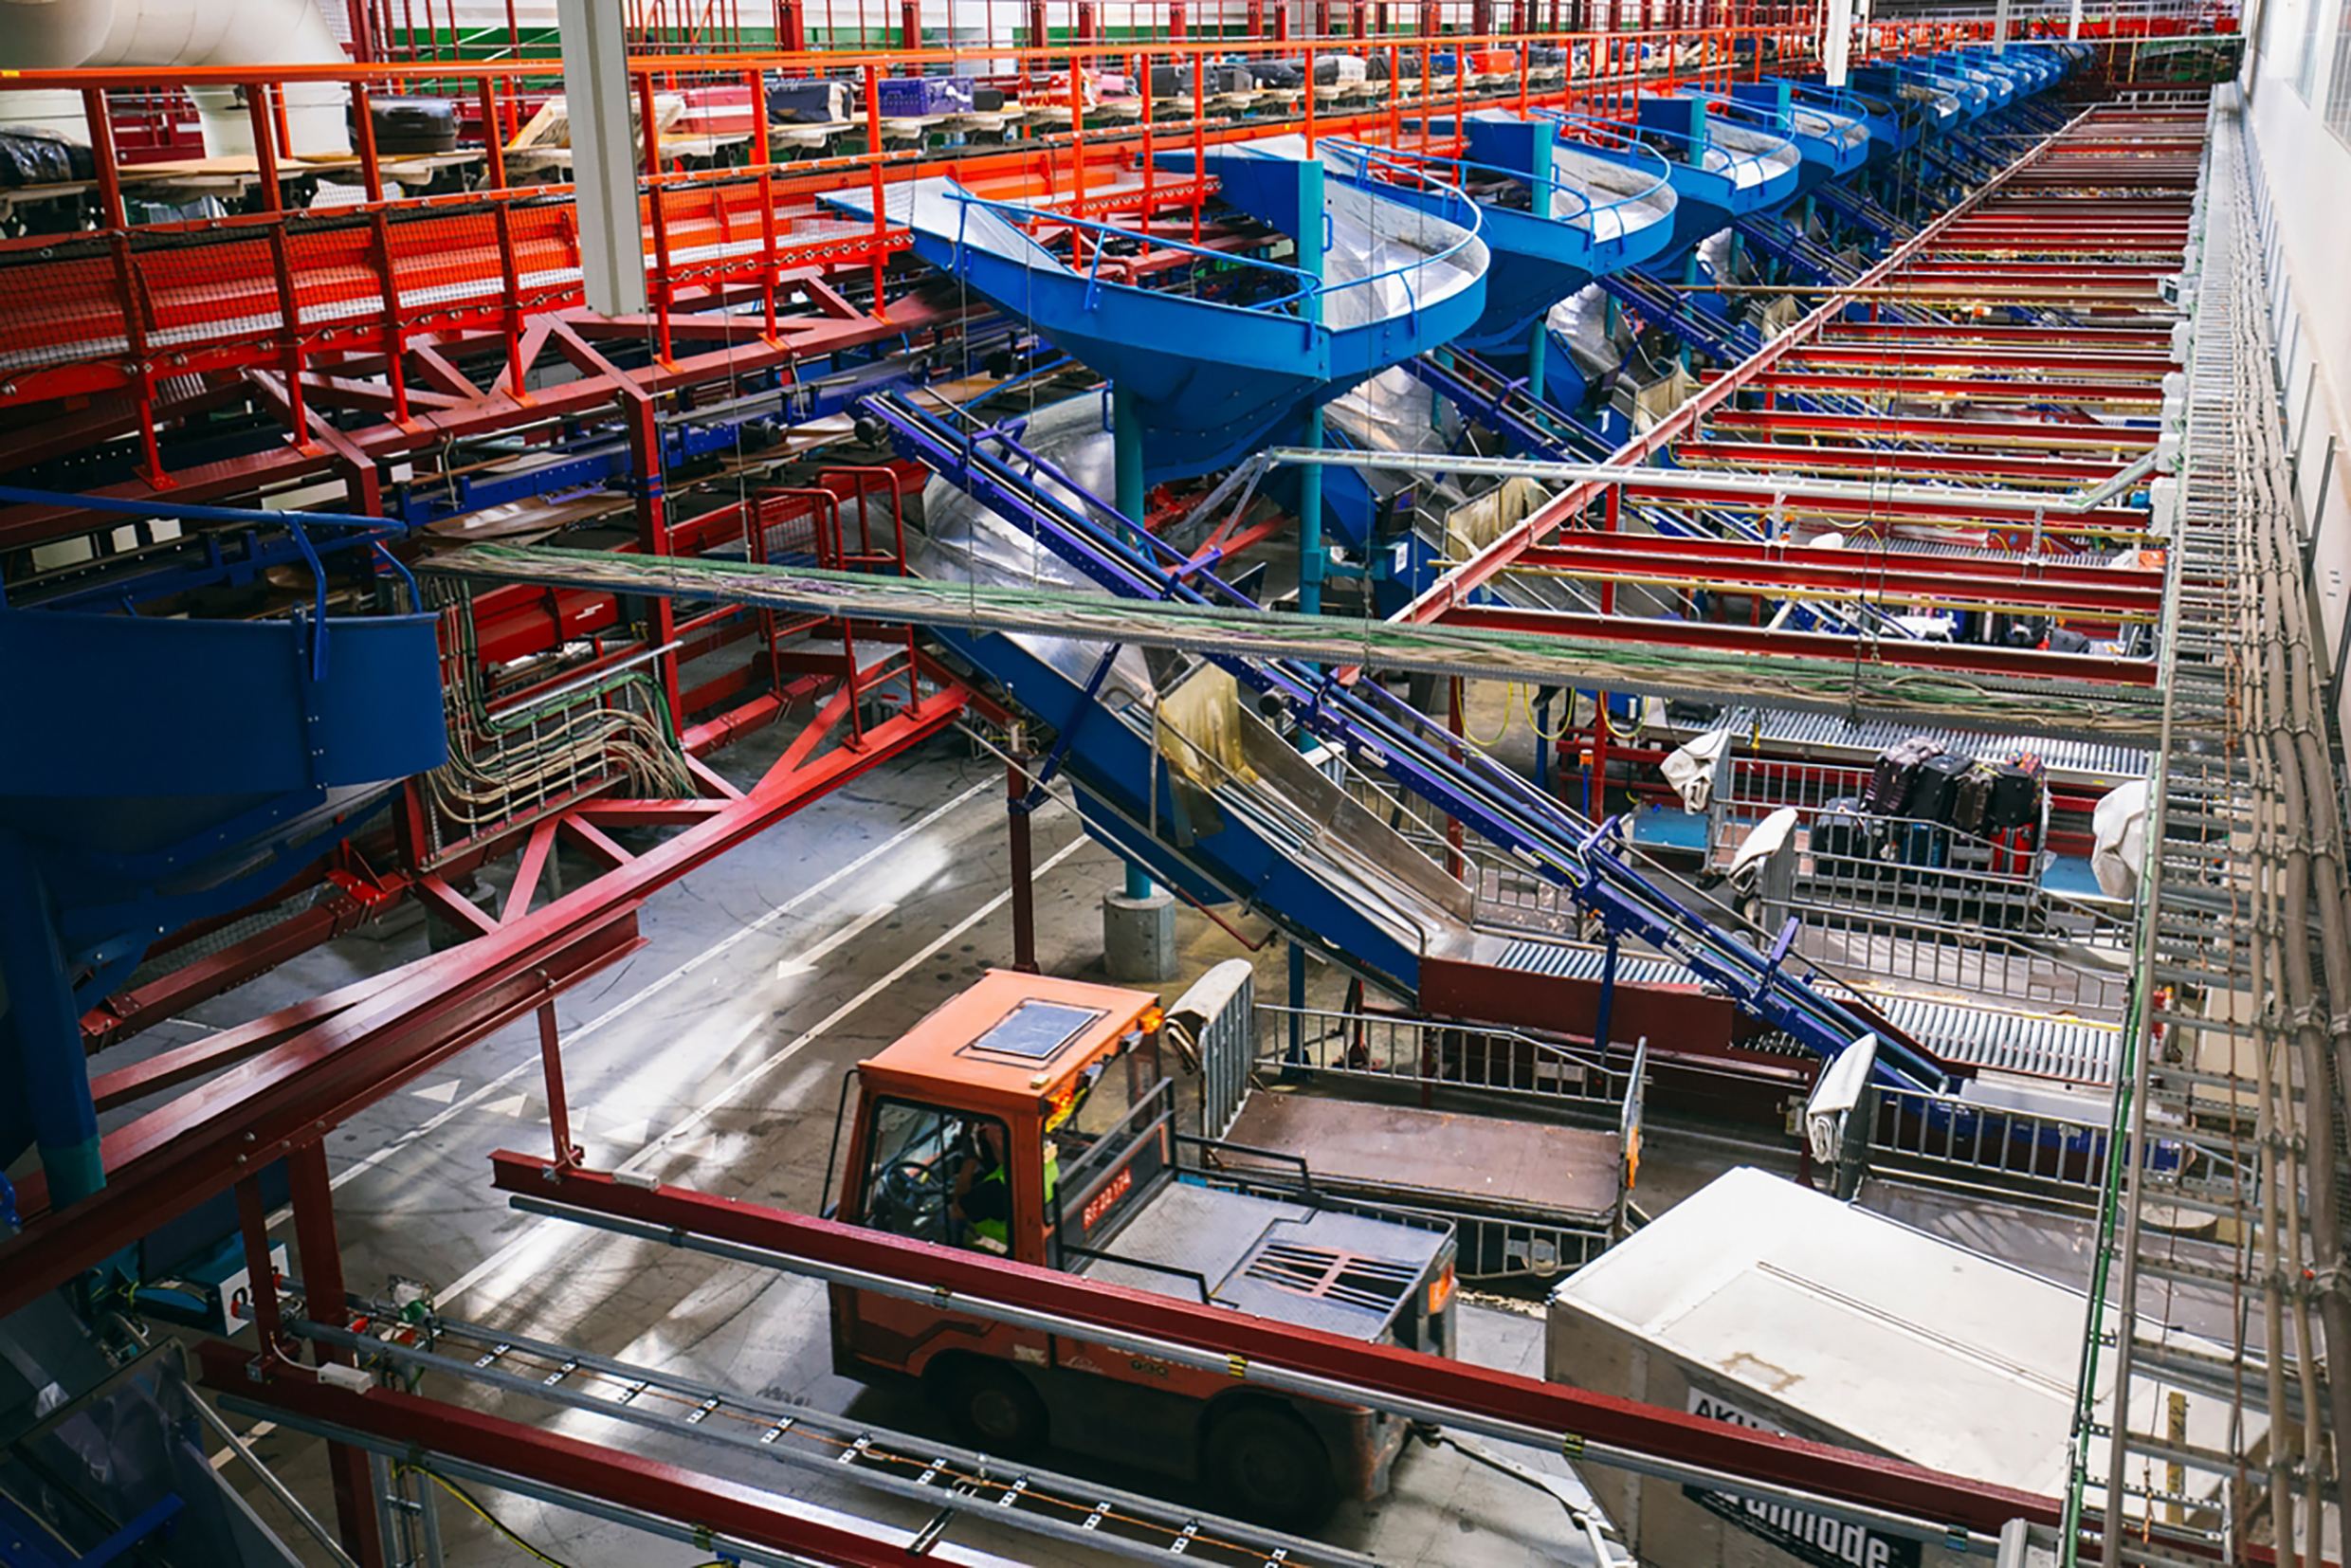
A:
952;1121;1057;1254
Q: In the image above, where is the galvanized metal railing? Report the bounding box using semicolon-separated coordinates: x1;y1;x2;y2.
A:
1251;1002;1633;1113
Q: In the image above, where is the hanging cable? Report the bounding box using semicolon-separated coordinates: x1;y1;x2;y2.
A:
396;1463;576;1568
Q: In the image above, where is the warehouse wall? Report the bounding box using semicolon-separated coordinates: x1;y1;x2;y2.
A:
2242;0;2351;748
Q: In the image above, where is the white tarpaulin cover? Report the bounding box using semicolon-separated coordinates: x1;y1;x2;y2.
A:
1662;726;1731;811
2092;778;2151;900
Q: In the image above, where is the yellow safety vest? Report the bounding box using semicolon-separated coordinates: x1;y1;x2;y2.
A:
971;1142;1058;1246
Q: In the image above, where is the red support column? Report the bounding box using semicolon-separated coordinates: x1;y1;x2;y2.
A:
537;994;582;1168
233;1176;282;1348
244;84;308;447
624;395;684;724
287;1140;387;1568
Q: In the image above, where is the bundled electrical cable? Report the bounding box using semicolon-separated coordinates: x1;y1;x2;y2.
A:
423;541;2164;739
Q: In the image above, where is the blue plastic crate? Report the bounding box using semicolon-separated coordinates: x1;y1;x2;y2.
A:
876;75;975;117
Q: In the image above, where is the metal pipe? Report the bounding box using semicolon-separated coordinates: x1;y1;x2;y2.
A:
188;1383;367;1568
1255;447;2155;516
508;1192;2008;1556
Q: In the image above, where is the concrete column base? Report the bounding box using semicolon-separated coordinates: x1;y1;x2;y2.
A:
1103;889;1177;983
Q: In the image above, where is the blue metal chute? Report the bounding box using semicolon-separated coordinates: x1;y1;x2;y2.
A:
826;155;1486;483
1312;116;1677;359
1793;81;1917;163
1935;53;2020;110
0;500;447;1200
868;389;1955;1096
1850;65;1967;136
1540;100;1801;272
1713;81;1873;196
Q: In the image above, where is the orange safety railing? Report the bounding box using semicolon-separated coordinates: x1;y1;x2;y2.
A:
0;17;1999;441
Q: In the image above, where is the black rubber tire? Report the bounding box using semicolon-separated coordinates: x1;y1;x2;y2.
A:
939;1359;1048;1456
1204;1405;1338;1534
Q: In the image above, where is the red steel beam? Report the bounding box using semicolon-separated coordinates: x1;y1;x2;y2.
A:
1812;323;2174;347
0;685;968;1316
191;1346;944;1568
1437;601;2160;685
1618;476;2151;534
0;294;971;550
483;1153;2073;1543
1702;409;2160;450
1788;344;2178;377
1732;372;2163;406
1394;103;2107;629
1672;440;2133;484
1512;538;2165;617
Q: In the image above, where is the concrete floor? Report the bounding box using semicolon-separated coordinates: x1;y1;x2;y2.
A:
111;727;1613;1567
91;700;2233;1566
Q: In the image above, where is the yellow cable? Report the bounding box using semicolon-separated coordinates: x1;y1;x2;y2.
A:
1522;683;1577;742
1457;680;1513;747
397;1464;574;1568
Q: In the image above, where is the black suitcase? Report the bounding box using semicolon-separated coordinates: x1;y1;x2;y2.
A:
1813;796;1884;881
1983;753;2046;830
358;95;461;154
1866;737;1942;815
0;128;96;187
1246;60;1305;88
2045;625;2092;653
971;85;1007;111
1950;761;1996;838
1909;752;1973;825
1666;699;1722;727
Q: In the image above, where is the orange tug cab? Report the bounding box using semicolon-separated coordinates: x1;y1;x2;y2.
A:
828;970;1459;1531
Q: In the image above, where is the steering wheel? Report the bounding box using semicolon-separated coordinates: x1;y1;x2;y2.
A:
868;1158;948;1240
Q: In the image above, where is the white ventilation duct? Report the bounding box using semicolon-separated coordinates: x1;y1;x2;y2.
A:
0;0;351;158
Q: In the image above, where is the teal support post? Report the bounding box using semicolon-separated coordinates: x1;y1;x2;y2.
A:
1526;319;1549;406
1293;153;1328;619
1299;409;1325;617
0;832;103;1209
1111;380;1146;536
1124;861;1154;900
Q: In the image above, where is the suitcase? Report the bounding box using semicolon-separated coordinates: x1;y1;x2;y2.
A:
767;77;851;123
1908;752;1973;825
1950;761;1996;838
356;96;461;155
1866;737;1942;815
1665;699;1722;727
1246;60;1306;88
0;128;96;187
1813;796;1885;882
1314;54;1369;85
971;85;1008;112
875;75;975;117
2045;625;2093;653
1983;753;2046;830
